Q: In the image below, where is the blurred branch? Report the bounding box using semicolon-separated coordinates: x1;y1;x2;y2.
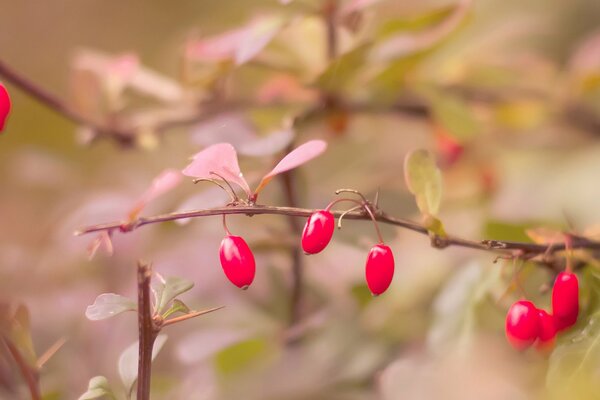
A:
1;336;40;400
136;262;157;400
75;203;600;259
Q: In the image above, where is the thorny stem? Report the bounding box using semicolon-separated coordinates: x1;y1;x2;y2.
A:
75;203;600;260
137;262;157;400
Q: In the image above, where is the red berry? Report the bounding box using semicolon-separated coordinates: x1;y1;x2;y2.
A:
505;300;540;350
551;271;579;331
536;309;556;351
301;210;335;254
219;235;256;289
0;83;11;132
365;244;394;296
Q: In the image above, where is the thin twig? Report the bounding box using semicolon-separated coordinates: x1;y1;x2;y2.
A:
75;204;600;257
136;262;157;400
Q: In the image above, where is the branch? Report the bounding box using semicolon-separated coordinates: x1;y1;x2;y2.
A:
75;204;600;258
136;261;157;400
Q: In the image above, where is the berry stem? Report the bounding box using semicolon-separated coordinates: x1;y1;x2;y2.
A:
209;171;240;203
564;234;573;273
222;214;232;236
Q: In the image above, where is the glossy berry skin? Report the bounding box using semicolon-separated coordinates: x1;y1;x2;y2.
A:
0;83;11;132
365;244;394;296
219;235;255;289
301;210;335;254
536;309;556;350
552;272;579;331
505;300;540;350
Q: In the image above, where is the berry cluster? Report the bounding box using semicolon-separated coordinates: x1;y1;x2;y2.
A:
218;201;395;296
505;271;579;351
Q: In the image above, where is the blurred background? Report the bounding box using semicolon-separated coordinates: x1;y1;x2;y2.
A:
2;0;600;399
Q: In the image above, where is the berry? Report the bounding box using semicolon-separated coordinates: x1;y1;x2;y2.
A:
536;309;556;350
0;83;11;132
505;300;540;350
301;210;335;254
552;271;579;331
219;235;256;289
365;244;394;296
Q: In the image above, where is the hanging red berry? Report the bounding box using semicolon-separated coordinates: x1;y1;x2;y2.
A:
301;210;335;254
219;235;256;289
0;83;11;132
535;308;556;351
552;271;579;331
365;244;394;296
505;300;540;350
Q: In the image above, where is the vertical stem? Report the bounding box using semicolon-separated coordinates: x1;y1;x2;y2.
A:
323;0;338;61
137;262;157;400
281;168;304;326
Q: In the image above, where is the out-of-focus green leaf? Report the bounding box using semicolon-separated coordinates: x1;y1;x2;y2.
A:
351;284;374;309
377;5;455;38
153;276;194;314
546;311;600;398
118;334;168;395
314;44;370;93
429;93;480;140
214;337;268;376
85;293;137;321
404;149;442;216
78;376;115;400
483;220;542;243
494;100;548;131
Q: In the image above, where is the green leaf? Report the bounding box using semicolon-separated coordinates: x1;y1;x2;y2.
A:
546;312;600;397
377;5;455;38
153;276;194;314
430;93;479;140
214;337;268;376
404;149;443;216
78;376;115;400
85;293;137;321
118;334;168;395
314;44;370;93
161;299;191;319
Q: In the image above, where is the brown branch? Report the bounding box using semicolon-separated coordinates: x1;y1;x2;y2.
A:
1;336;40;400
75;204;600;258
136;262;157;400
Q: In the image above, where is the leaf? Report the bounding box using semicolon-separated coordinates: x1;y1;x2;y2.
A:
153;276;194;314
128;168;182;220
78;376;115;400
161;299;191;319
182;143;251;197
341;0;385;15
214;337;268;376
191;113;256;148
253;140;327;195
176;329;251;364
404;149;443;216
314;45;370;93
85;293;137;321
237;129;294;157
235;16;285;65
186;15;284;66
546;312;600;397
118;334;167;394
430;93;480;140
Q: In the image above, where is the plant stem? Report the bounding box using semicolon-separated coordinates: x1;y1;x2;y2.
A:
137;262;157;400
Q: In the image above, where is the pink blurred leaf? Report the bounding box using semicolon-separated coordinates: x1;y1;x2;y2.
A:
186;16;285;66
191;113;257;147
128;169;182;221
87;231;113;260
341;0;384;15
254;140;327;195
570;29;600;74
237;128;294;157
182;143;252;196
257;74;317;104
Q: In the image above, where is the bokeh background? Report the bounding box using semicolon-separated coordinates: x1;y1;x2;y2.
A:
2;0;600;399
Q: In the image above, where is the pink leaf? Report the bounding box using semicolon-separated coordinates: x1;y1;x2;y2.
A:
182;143;252;196
234;16;284;65
254;140;327;195
128;169;182;221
